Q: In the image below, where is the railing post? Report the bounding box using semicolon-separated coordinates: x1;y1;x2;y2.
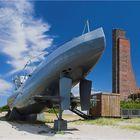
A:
121;109;140;118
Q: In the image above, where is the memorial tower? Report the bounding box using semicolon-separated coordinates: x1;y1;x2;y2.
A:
112;29;140;100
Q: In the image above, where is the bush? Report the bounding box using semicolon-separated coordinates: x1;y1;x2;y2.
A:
0;105;9;112
128;93;140;101
121;101;140;109
47;108;59;114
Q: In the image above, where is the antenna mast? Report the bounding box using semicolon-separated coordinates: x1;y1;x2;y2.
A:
87;20;90;32
82;19;90;34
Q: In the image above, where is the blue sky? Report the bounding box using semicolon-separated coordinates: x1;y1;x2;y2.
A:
0;1;140;106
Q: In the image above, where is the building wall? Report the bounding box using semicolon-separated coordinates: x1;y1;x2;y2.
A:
101;94;120;117
112;29;125;94
112;29;140;100
90;94;101;117
89;93;120;117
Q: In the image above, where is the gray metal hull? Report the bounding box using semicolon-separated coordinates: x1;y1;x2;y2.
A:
7;27;106;114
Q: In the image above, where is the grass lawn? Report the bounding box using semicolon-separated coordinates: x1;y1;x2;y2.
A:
75;118;140;131
37;112;81;123
37;112;140;131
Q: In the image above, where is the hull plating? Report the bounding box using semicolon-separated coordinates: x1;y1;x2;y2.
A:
8;27;106;114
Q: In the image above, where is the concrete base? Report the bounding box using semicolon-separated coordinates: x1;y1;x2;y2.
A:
54;119;67;131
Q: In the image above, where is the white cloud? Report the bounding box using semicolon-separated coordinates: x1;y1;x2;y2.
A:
0;79;12;95
0;0;53;72
71;83;79;97
0;1;53;95
71;83;98;96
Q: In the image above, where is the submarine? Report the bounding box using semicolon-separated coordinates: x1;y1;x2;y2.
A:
7;26;106;122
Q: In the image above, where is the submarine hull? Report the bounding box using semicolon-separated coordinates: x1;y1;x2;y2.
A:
7;27;106;115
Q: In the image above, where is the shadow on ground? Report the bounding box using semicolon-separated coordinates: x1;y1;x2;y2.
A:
0;113;79;136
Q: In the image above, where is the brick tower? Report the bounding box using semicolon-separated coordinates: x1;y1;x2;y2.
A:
112;29;140;100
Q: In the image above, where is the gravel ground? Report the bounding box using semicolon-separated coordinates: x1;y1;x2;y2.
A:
0;112;140;140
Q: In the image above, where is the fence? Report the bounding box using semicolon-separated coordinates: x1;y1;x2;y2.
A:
121;109;140;118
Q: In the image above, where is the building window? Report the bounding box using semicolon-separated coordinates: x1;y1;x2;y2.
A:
90;95;97;107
